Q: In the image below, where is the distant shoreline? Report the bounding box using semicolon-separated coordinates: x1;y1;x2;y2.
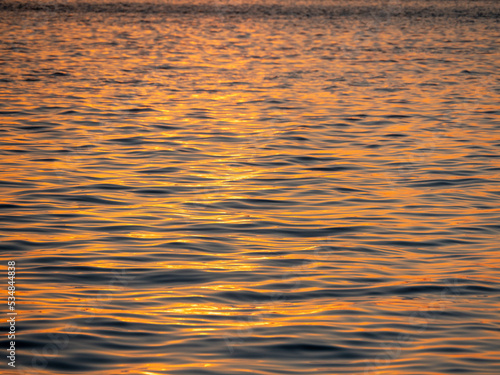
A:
1;0;499;20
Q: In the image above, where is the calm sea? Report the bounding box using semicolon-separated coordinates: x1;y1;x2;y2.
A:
1;1;499;374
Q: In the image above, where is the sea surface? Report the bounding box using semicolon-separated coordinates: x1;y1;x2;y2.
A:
1;1;500;374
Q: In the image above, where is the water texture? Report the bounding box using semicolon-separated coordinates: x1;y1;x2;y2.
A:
0;1;499;374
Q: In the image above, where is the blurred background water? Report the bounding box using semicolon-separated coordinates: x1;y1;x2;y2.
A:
0;1;499;374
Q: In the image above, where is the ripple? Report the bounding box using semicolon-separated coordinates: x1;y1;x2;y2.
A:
0;5;499;375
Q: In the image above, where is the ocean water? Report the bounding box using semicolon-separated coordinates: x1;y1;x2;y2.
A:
1;1;500;374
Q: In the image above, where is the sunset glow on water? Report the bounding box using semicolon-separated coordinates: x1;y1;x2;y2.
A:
0;1;499;374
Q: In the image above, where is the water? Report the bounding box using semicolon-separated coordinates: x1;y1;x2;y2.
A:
1;1;499;374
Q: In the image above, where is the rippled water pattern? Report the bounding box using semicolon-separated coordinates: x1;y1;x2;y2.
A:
1;2;500;374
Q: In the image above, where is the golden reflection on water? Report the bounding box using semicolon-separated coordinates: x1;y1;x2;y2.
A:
0;4;499;375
